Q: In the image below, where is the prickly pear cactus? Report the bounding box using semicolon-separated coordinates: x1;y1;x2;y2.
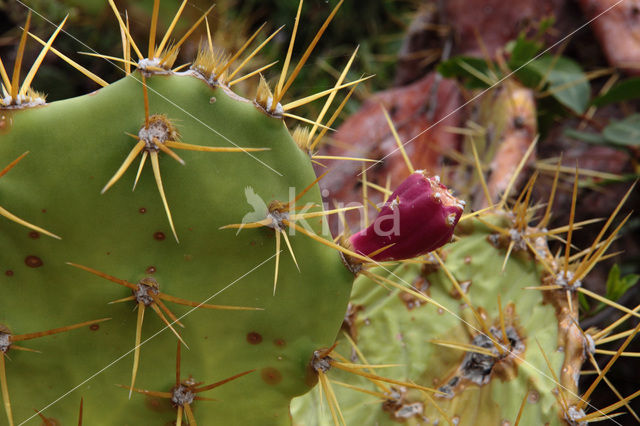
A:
2;2;638;426
0;2;362;424
292;212;574;425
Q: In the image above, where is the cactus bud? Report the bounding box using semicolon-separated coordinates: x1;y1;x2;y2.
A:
349;171;464;261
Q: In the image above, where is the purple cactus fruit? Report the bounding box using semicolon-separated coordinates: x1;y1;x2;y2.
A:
349;171;465;261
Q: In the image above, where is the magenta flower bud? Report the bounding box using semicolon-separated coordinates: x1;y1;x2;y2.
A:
349;171;465;261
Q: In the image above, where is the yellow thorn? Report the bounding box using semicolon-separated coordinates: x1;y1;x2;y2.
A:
457;59;496;86
564;165;579;272
204;17;213;54
573;212;631;283
578;287;640;319
20;15;68;96
120;11;131;75
289;205;362;221
148;0;160;59
459;205;494;222
163;4;216;63
184;404;197;425
283;113;333;132
129;302;145;399
102;140;146;194
319;373;346;426
107;0;144;60
218;218;273;231
499;136;538;208
228;60;278;87
429;339;497;357
149;302;187;348
108;295;137;304
176;405;183;426
539;156;562;228
312;155;377;163
0;56;11;93
156;142;185;165
329;379;388;399
535;339;567;412
330;361;444;395
281;230;300;273
0;354;14;426
28;33;108;87
514;390;529;426
172;62;191;72
283;76;374;111
578;389;640;422
158;293;261;311
469;139;492;206
0;206;61;240
285;220;371;264
164;141;268;153
218;22;267;77
132;151;148;191
309;81;358;151
580;322;640;410
381;105;413;174
77;52;138;68
227;26;285;81
432;253;492;338
307;46;359;143
274;0;304;104
276;0;345;104
574;182;636;279
157;0;189;56
11;11;31;100
10;319;110;343
150;151;179;243
501;240;515;273
362;164;369;226
274;230;281;295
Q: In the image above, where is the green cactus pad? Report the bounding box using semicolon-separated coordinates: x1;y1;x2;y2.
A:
0;71;353;424
292;214;576;425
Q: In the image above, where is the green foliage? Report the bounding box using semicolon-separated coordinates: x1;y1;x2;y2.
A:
592;77;640;107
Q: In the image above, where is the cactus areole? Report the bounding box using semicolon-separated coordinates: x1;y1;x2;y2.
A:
349;171;465;261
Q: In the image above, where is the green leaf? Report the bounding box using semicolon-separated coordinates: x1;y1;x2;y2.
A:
605;264;639;302
437;56;493;89
508;34;542;69
578;291;591;313
602;114;640;147
564;128;607;145
593;77;640;107
522;55;590;114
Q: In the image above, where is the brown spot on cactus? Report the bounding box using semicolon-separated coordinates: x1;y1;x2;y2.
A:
145;266;156;274
139;207;146;214
153;231;166;241
261;367;282;385
274;338;286;347
89;324;100;331
24;255;43;268
246;332;263;344
4;271;13;277
28;231;39;239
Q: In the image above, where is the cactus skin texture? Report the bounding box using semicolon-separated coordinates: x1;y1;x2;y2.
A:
292;213;575;425
0;71;353;424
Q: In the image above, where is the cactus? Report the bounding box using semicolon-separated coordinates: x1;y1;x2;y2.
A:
1;1;639;425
